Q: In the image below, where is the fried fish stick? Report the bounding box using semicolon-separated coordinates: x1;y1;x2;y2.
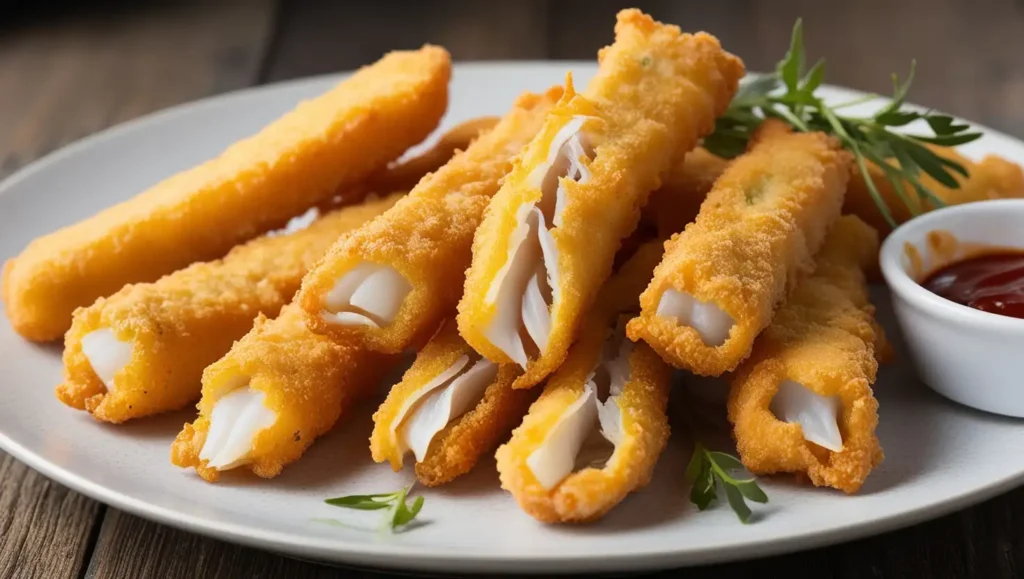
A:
727;215;886;493
370;321;534;486
2;46;450;342
171;304;395;481
298;88;561;353
58;195;400;423
626;120;852;377
642;147;730;238
457;9;743;390
496;242;671;523
843;145;1024;236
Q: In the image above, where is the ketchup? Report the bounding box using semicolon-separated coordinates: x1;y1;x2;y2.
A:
922;252;1024;319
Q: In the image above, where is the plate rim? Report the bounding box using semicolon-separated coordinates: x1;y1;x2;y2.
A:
3;61;1024;574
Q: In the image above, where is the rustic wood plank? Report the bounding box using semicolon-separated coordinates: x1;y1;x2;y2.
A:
262;0;549;81
0;454;102;579
0;2;275;578
0;0;278;180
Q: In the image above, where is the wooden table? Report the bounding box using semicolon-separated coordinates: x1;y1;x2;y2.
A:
2;1;1023;577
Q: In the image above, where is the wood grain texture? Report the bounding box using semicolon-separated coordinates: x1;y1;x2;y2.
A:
0;454;102;579
0;0;277;180
0;2;274;578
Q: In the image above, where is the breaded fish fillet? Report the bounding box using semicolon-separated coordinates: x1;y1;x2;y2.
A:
496;242;671;523
2;46;450;342
457;9;744;390
627;120;852;376
58;195;400;423
843;144;1024;235
727;215;887;493
370;321;534;486
297;88;560;354
171;303;396;481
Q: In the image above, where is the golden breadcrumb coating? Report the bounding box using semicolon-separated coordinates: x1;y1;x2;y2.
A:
727;215;886;493
57;195;400;423
643;147;730;238
171;304;395;482
496;242;671;523
627;120;852;376
458;9;744;390
299;88;561;353
2;46;450;342
844;144;1024;236
370;321;534;486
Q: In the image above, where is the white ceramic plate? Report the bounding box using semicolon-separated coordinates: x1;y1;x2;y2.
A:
3;63;1024;575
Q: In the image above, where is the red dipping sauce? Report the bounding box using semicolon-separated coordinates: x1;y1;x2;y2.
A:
922;252;1024;319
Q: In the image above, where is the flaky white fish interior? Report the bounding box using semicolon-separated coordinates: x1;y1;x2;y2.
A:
655;288;734;347
80;328;134;394
392;353;499;461
770;379;843;451
321;262;413;328
199;383;277;470
483;116;595;368
526;326;632;490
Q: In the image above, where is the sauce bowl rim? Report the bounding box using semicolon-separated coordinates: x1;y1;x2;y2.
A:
879;198;1024;331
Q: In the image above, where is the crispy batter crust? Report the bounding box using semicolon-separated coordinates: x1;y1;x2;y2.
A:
627;120;852;376
299;89;561;353
57;195;400;423
171;304;395;482
727;216;886;493
3;46;450;342
496;242;670;523
458;9;743;390
370;321;534;486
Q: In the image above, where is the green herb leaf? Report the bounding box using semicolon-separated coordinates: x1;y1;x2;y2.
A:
702;18;983;224
325;485;425;531
686;446;768;522
778;19;805;92
723;483;753;523
324;493;396;510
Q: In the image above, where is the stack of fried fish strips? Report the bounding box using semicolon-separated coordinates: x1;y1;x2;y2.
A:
6;8;1024;525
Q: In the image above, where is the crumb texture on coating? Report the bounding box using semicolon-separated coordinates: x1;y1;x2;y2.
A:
3;46;450;342
627;119;852;377
171;303;395;482
458;8;744;391
727;215;886;493
57;195;400;423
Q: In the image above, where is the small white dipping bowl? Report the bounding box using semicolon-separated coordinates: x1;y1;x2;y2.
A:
880;199;1024;418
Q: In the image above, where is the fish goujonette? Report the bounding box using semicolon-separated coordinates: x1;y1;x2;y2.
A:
627;120;852;376
496;242;671;523
299;89;560;353
728;215;888;493
57;195;400;423
370;321;534;486
171;304;395;481
2;46;450;341
457;9;744;390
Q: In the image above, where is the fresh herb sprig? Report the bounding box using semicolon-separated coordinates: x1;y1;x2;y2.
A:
325;485;424;532
704;19;983;227
685;443;768;523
